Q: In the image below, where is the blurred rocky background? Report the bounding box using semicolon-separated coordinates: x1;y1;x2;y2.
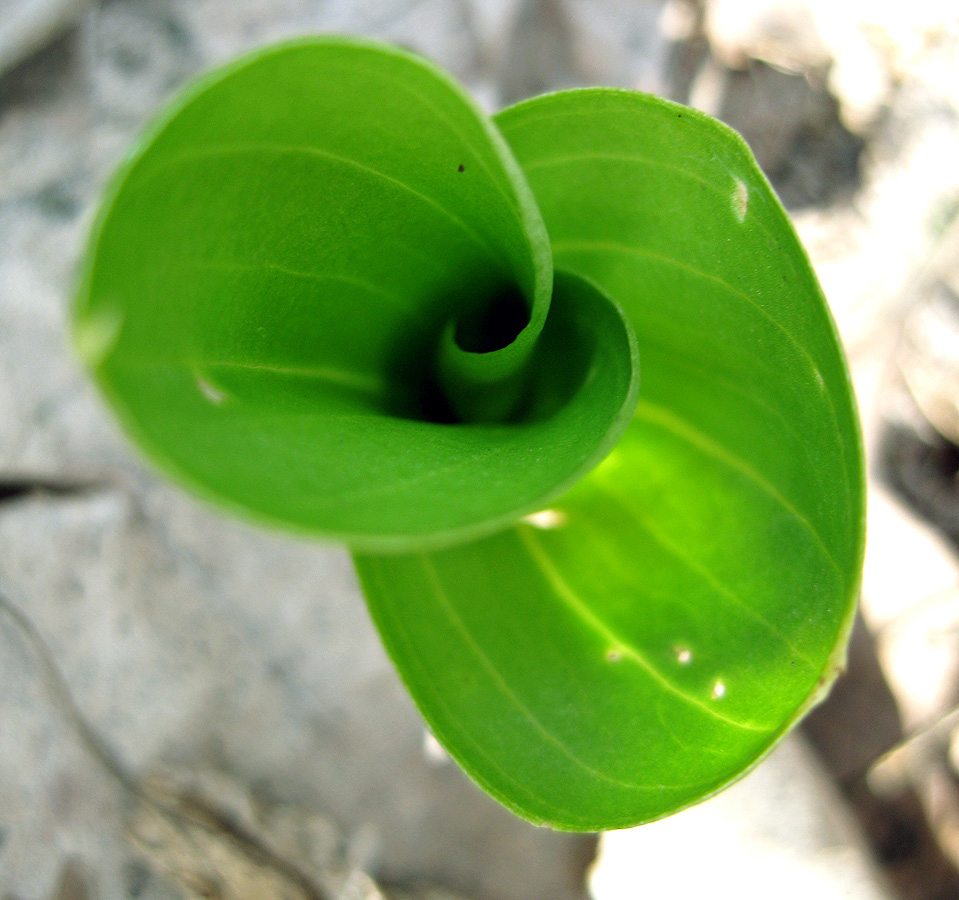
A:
1;1;958;899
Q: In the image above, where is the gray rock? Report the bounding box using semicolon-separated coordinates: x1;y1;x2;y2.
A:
0;0;94;76
591;735;892;900
0;488;593;900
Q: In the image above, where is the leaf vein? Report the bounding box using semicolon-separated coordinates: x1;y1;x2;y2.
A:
364;561;599;823
515;528;768;732
587;480;819;670
631;397;844;580
552;239;827;393
203;360;384;396
137;143;508;269
554;237;853;525
419;555;693;789
172;260;409;309
523;150;720;196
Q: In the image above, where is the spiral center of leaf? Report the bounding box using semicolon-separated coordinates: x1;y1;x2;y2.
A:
74;38;642;550
453;283;530;355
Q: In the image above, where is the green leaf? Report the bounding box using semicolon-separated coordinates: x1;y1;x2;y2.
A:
355;90;864;829
74;37;638;551
75;41;864;831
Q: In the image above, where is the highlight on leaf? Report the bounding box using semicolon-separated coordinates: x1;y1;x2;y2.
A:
74;36;865;831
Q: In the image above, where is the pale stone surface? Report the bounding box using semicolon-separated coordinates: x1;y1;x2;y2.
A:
0;0;93;75
788;4;959;887
0;488;593;900
861;486;959;635
591;736;892;900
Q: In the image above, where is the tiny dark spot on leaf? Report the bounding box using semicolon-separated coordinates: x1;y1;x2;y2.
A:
458;164;465;172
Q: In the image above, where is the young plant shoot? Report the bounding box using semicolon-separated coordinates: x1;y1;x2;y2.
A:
74;37;865;831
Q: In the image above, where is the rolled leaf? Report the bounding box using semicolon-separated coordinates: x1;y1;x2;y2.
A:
75;38;865;831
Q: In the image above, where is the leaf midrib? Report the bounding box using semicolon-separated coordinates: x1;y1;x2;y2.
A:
129;143;511;272
419;554;747;788
515;528;770;733
631;397;845;585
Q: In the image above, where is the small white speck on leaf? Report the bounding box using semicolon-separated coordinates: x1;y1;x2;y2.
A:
196;374;227;405
732;179;748;223
711;680;726;699
523;508;567;529
676;648;692;665
606;648;623;663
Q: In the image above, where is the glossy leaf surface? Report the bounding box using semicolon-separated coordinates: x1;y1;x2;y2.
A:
356;90;864;828
77;40;864;830
74;39;638;551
